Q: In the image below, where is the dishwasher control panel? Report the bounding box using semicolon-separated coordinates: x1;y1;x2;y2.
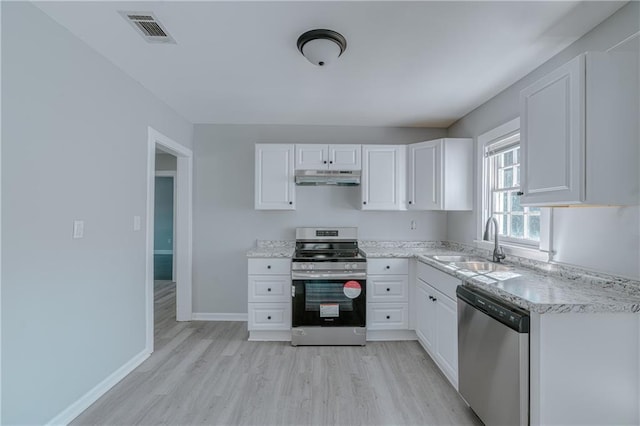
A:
457;285;529;333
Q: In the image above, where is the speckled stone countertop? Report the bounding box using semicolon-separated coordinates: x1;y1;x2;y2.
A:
247;240;640;314
361;241;640;314
416;251;640;314
246;240;294;258
358;241;439;257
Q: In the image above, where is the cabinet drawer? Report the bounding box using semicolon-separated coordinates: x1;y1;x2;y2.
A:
367;275;408;302
248;276;291;302
417;261;460;300
367;303;409;330
367;258;409;275
248;303;291;331
248;258;291;275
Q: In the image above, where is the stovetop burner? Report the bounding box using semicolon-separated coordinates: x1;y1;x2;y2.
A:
293;227;365;263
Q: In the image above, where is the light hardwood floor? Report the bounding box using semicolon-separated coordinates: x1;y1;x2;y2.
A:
72;281;481;426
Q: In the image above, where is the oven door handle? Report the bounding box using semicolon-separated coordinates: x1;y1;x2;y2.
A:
291;272;366;280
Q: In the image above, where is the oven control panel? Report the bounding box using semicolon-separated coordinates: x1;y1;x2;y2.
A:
292;262;367;272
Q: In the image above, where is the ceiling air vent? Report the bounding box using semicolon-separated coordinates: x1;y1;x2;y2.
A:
119;11;176;44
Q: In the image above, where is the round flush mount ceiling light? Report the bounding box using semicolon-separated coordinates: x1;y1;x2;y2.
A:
297;29;347;67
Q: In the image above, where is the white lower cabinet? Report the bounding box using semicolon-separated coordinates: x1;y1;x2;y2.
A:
415;262;459;389
367;258;409;332
415;284;436;352
433;291;458;383
247;302;291;331
367;303;409;330
247;258;291;340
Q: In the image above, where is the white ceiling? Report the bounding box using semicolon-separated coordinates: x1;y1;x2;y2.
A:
34;1;625;128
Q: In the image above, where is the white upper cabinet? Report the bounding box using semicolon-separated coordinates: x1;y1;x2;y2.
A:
295;144;326;170
407;138;473;211
520;51;639;206
361;145;406;210
295;144;361;170
330;145;361;170
254;144;295;210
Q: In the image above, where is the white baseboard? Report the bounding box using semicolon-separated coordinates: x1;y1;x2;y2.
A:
192;312;248;321
47;349;150;426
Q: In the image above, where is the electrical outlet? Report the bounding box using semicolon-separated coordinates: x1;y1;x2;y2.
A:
73;220;84;239
133;216;141;231
410;220;417;230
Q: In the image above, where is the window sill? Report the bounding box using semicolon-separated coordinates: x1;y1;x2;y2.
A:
473;240;552;263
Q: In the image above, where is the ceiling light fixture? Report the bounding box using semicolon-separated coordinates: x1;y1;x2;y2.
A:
297;29;347;67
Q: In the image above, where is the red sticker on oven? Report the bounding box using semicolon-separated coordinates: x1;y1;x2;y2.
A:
343;281;362;299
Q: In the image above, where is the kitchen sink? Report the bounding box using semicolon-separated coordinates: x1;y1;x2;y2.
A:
431;255;486;263
450;261;512;273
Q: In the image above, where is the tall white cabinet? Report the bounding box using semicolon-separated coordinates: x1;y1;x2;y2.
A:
407;138;473;211
520;51;639;206
254;144;295;210
361;145;406;210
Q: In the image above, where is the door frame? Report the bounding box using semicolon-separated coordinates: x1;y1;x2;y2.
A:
146;127;193;353
154;171;177;282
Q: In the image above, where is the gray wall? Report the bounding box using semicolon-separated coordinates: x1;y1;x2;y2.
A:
447;2;640;279
193;124;447;314
1;3;192;424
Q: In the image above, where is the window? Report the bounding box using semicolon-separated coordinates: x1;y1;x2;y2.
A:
486;137;540;245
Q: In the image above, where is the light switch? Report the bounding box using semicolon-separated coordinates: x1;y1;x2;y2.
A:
73;220;84;239
133;215;141;231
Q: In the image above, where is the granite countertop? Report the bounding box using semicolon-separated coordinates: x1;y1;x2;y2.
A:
359;241;438;258
246;240;295;258
416;253;640;314
247;240;640;314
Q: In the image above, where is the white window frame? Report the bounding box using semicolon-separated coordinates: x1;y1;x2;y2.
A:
476;118;554;261
486;135;540;246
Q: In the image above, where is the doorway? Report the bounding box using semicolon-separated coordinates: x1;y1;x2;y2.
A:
146;127;193;354
154;172;175;281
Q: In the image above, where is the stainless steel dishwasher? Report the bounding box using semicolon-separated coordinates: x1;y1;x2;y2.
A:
456;285;530;426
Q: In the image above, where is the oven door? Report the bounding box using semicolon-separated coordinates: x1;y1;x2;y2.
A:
292;274;366;327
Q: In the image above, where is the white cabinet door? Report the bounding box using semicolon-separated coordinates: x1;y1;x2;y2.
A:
408;140;441;210
367;303;409;330
520;55;585;205
434;291;458;387
329;144;361;170
367;275;408;303
415;282;435;353
255;144;295;210
520;52;638;206
295;144;361;170
248;276;291;303
247;302;291;331
408;138;473;211
361;145;406;210
367;258;409;275
415;274;459;390
295;144;328;170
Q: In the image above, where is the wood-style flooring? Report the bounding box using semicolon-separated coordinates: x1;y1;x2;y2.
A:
72;281;481;425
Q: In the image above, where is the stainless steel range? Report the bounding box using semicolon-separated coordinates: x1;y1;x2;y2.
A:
291;227;366;346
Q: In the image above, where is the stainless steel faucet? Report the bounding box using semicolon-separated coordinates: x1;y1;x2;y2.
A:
483;217;506;263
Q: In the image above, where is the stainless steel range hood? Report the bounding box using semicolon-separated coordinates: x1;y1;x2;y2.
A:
295;170;361;186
